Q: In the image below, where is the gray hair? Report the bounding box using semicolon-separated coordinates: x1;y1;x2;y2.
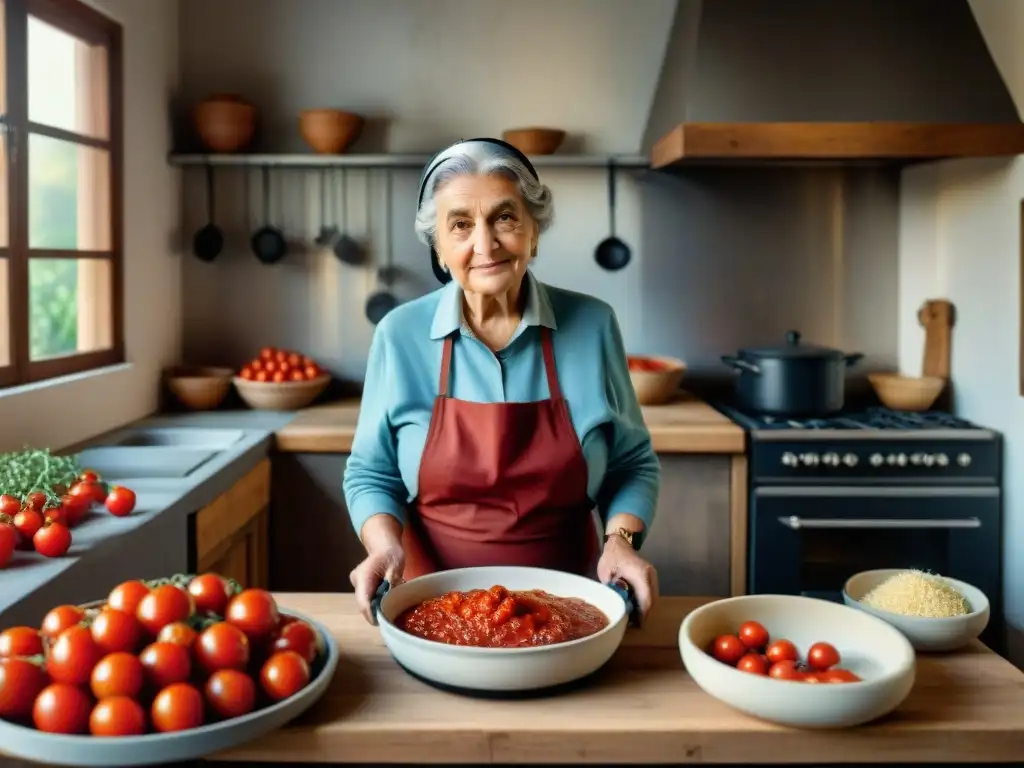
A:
414;141;555;248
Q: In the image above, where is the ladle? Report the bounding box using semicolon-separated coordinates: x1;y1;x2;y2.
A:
192;165;224;262
594;159;631;271
333;167;363;265
365;169;399;324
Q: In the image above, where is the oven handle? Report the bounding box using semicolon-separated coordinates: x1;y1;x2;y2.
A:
777;516;982;530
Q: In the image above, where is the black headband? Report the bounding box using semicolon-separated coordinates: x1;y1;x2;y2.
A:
418;138;540;285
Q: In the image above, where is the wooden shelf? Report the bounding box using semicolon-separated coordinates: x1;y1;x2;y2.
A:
168;152;650;169
650;122;1024;168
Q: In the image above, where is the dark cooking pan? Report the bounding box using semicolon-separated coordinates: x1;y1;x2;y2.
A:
722;330;863;416
251;165;287;264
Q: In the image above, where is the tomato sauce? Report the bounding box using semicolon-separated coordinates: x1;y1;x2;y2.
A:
395;585;610;648
627;356;669;373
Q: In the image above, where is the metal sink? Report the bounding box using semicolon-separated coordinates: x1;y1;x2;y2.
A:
104;428;245;450
75;446;220;480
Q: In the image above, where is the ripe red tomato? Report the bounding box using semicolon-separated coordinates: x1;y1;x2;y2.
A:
226;589;280;640
90;608;142;654
768;660;805;681
104;486;136;518
195;622;250;673
59;494;90;526
151;682;205;733
42;506;66;526
40;605;85;640
710;634;747;666
204;668;257;719
822;668;861;684
0;657;46;718
304;364;321;380
239;366;255;380
139;641;192;689
736;652;768;675
79;470;102;483
136;584;194;635
48;625;102;685
259;346;276;360
0;626;43;658
90;651;145;699
157;622;197;648
33;682;93;734
259;650;310;701
71;480;107;506
89;696;147;736
737;620;769;650
0;494;20;516
33;521;72;557
806;641;841;671
24;492;46;511
765;639;799;665
271;619;320;664
107;580;151;616
0;522;15;567
187;573;232;616
13;508;43;541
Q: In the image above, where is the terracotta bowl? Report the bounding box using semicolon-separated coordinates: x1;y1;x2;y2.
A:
234;375;330;411
627;355;687;405
299;109;364;154
194;95;256;153
501;128;566;155
164;366;234;411
868;373;945;411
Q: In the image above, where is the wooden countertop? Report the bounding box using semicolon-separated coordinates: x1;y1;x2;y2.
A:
274;393;745;454
211;594;1024;765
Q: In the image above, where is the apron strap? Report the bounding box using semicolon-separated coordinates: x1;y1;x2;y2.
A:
438;336;454;397
540;327;562;399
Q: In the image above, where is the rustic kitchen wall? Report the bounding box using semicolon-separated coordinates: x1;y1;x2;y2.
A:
175;0;899;380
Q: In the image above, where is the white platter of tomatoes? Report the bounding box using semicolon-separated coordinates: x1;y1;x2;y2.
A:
0;573;338;766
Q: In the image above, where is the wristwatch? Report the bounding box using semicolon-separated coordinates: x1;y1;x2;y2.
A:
604;527;638;551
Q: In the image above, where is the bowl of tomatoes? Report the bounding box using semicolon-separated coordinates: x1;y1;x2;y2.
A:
679;594;916;729
234;347;330;411
0;572;338;766
626;355;686;406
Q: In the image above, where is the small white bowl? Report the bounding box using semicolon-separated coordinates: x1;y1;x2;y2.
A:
679;594;916;729
843;569;990;652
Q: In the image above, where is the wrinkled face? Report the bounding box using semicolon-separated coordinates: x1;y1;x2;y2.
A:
433;173;537;296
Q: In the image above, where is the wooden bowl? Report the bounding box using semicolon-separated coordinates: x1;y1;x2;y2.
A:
679;594;916;729
868;373;945;411
627;355;687;405
299;109;364;154
194;95;256;153
501;128;566;156
233;374;330;411
164;366;234;411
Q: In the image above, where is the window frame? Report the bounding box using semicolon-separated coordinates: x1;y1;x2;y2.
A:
0;0;123;389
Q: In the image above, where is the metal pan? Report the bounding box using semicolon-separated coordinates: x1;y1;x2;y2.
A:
371;566;636;697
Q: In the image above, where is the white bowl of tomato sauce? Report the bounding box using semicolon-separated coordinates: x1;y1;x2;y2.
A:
679;595;916;728
371;567;634;694
626;355;686;405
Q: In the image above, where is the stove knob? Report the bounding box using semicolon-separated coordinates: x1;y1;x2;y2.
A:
781;452;798;467
822;452;840;467
886;454;898;466
957;453;971;467
801;453;820;466
935;453;949;467
910;453;925;466
923;454;936;467
896;453;908;467
842;453;858;467
869;453;884;467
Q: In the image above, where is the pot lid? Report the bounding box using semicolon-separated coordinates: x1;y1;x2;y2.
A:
740;331;846;360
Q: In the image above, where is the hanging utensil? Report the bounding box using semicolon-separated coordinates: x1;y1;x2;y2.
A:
251;165;288;264
594;159;631;271
365;169;399;325
314;168;333;247
192;165;224;262
333;166;363;265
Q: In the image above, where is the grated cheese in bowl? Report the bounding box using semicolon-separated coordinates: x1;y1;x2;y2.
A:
859;569;972;618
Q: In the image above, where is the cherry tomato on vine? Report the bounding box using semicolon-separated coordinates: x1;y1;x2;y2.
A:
136;584;194;635
204;668;257;719
226;589;279;640
157;622;197;648
151;682;205;733
259;650;310;701
90;608;142;654
40;605;85;640
0;657;46;718
89;696;147;736
33;683;92;734
33;521;72;558
0;494;20;516
0;522;16;568
0;626;43;658
24;492;46;511
195;622;250;673
48;625;102;685
104;486;136;518
79;470;101;483
107;580;151;616
139;641;192;689
271;619;320;664
90;651;145;699
187;573;232;616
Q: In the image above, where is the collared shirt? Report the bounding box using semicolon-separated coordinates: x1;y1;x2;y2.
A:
342;269;661;542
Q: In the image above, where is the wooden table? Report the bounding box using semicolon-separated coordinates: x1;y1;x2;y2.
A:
273;393;745;454
210;595;1024;764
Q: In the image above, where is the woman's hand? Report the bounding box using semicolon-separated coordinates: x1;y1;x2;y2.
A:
350;514;406;625
596;535;659;623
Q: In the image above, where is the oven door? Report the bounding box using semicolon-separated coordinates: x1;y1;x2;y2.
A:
749;486;1001;606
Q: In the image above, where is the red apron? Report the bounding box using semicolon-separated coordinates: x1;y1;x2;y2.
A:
402;327;598;579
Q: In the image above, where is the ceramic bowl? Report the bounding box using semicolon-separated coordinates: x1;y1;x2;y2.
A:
843;569;990;652
627;355;687;405
233;374;329;411
679;594;916;728
373;566;634;694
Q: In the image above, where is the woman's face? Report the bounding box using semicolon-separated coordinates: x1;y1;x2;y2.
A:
433;173;537;296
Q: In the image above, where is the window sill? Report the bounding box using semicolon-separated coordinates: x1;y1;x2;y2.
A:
0;362;134;400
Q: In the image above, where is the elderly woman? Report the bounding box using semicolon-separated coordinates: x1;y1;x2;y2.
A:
343;137;661;625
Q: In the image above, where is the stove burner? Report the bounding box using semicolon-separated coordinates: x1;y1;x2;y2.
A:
718;405;981;431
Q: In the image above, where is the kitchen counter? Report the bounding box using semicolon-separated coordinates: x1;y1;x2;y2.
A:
212;595;1024;765
274;393;746;454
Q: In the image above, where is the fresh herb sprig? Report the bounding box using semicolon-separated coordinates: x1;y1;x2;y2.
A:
0;449;82;504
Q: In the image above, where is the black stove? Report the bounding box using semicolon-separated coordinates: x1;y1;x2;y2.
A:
718;405;982;433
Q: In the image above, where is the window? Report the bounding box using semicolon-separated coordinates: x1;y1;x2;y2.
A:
0;0;122;389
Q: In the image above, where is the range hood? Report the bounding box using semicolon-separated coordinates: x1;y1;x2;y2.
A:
643;0;1024;167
